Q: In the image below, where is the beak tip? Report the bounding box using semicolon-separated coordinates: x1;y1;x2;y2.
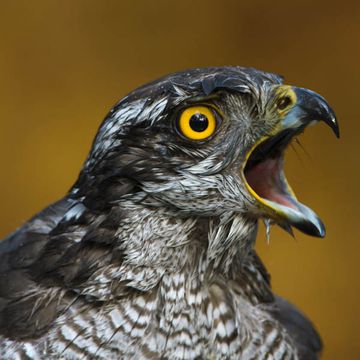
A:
293;86;340;139
287;204;326;238
335;126;340;139
318;225;326;238
309;218;326;238
297;220;326;238
328;114;340;138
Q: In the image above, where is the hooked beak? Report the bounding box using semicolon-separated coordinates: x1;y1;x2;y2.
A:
242;86;339;237
284;87;339;138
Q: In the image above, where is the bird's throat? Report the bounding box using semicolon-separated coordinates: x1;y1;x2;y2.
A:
116;200;258;281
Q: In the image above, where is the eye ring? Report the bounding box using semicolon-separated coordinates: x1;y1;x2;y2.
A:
177;106;218;141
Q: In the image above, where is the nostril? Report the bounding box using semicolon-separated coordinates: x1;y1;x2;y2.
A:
277;96;292;110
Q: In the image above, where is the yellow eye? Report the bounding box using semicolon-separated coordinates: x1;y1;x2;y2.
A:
178;106;217;140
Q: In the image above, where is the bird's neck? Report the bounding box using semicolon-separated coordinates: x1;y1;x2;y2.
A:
115;199;258;287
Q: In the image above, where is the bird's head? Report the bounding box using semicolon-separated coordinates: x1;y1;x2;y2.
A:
77;67;338;238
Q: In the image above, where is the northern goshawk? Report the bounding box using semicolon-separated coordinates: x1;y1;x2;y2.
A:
0;67;339;359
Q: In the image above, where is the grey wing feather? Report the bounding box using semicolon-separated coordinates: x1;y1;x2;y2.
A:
0;197;75;340
272;295;323;360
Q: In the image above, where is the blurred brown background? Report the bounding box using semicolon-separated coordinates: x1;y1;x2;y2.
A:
0;0;358;358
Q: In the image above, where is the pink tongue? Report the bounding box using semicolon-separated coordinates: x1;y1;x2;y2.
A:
245;157;298;210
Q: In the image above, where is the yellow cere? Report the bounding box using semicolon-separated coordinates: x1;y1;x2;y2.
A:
179;106;216;140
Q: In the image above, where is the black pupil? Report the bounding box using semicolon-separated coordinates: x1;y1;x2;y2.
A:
189;113;209;132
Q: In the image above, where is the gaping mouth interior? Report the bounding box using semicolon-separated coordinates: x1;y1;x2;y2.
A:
242;129;325;237
244;129;298;210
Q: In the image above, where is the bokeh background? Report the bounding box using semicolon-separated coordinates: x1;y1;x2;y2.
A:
0;1;358;358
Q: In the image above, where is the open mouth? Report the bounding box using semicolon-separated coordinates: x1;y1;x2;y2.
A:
239;85;339;237
242;129;326;237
